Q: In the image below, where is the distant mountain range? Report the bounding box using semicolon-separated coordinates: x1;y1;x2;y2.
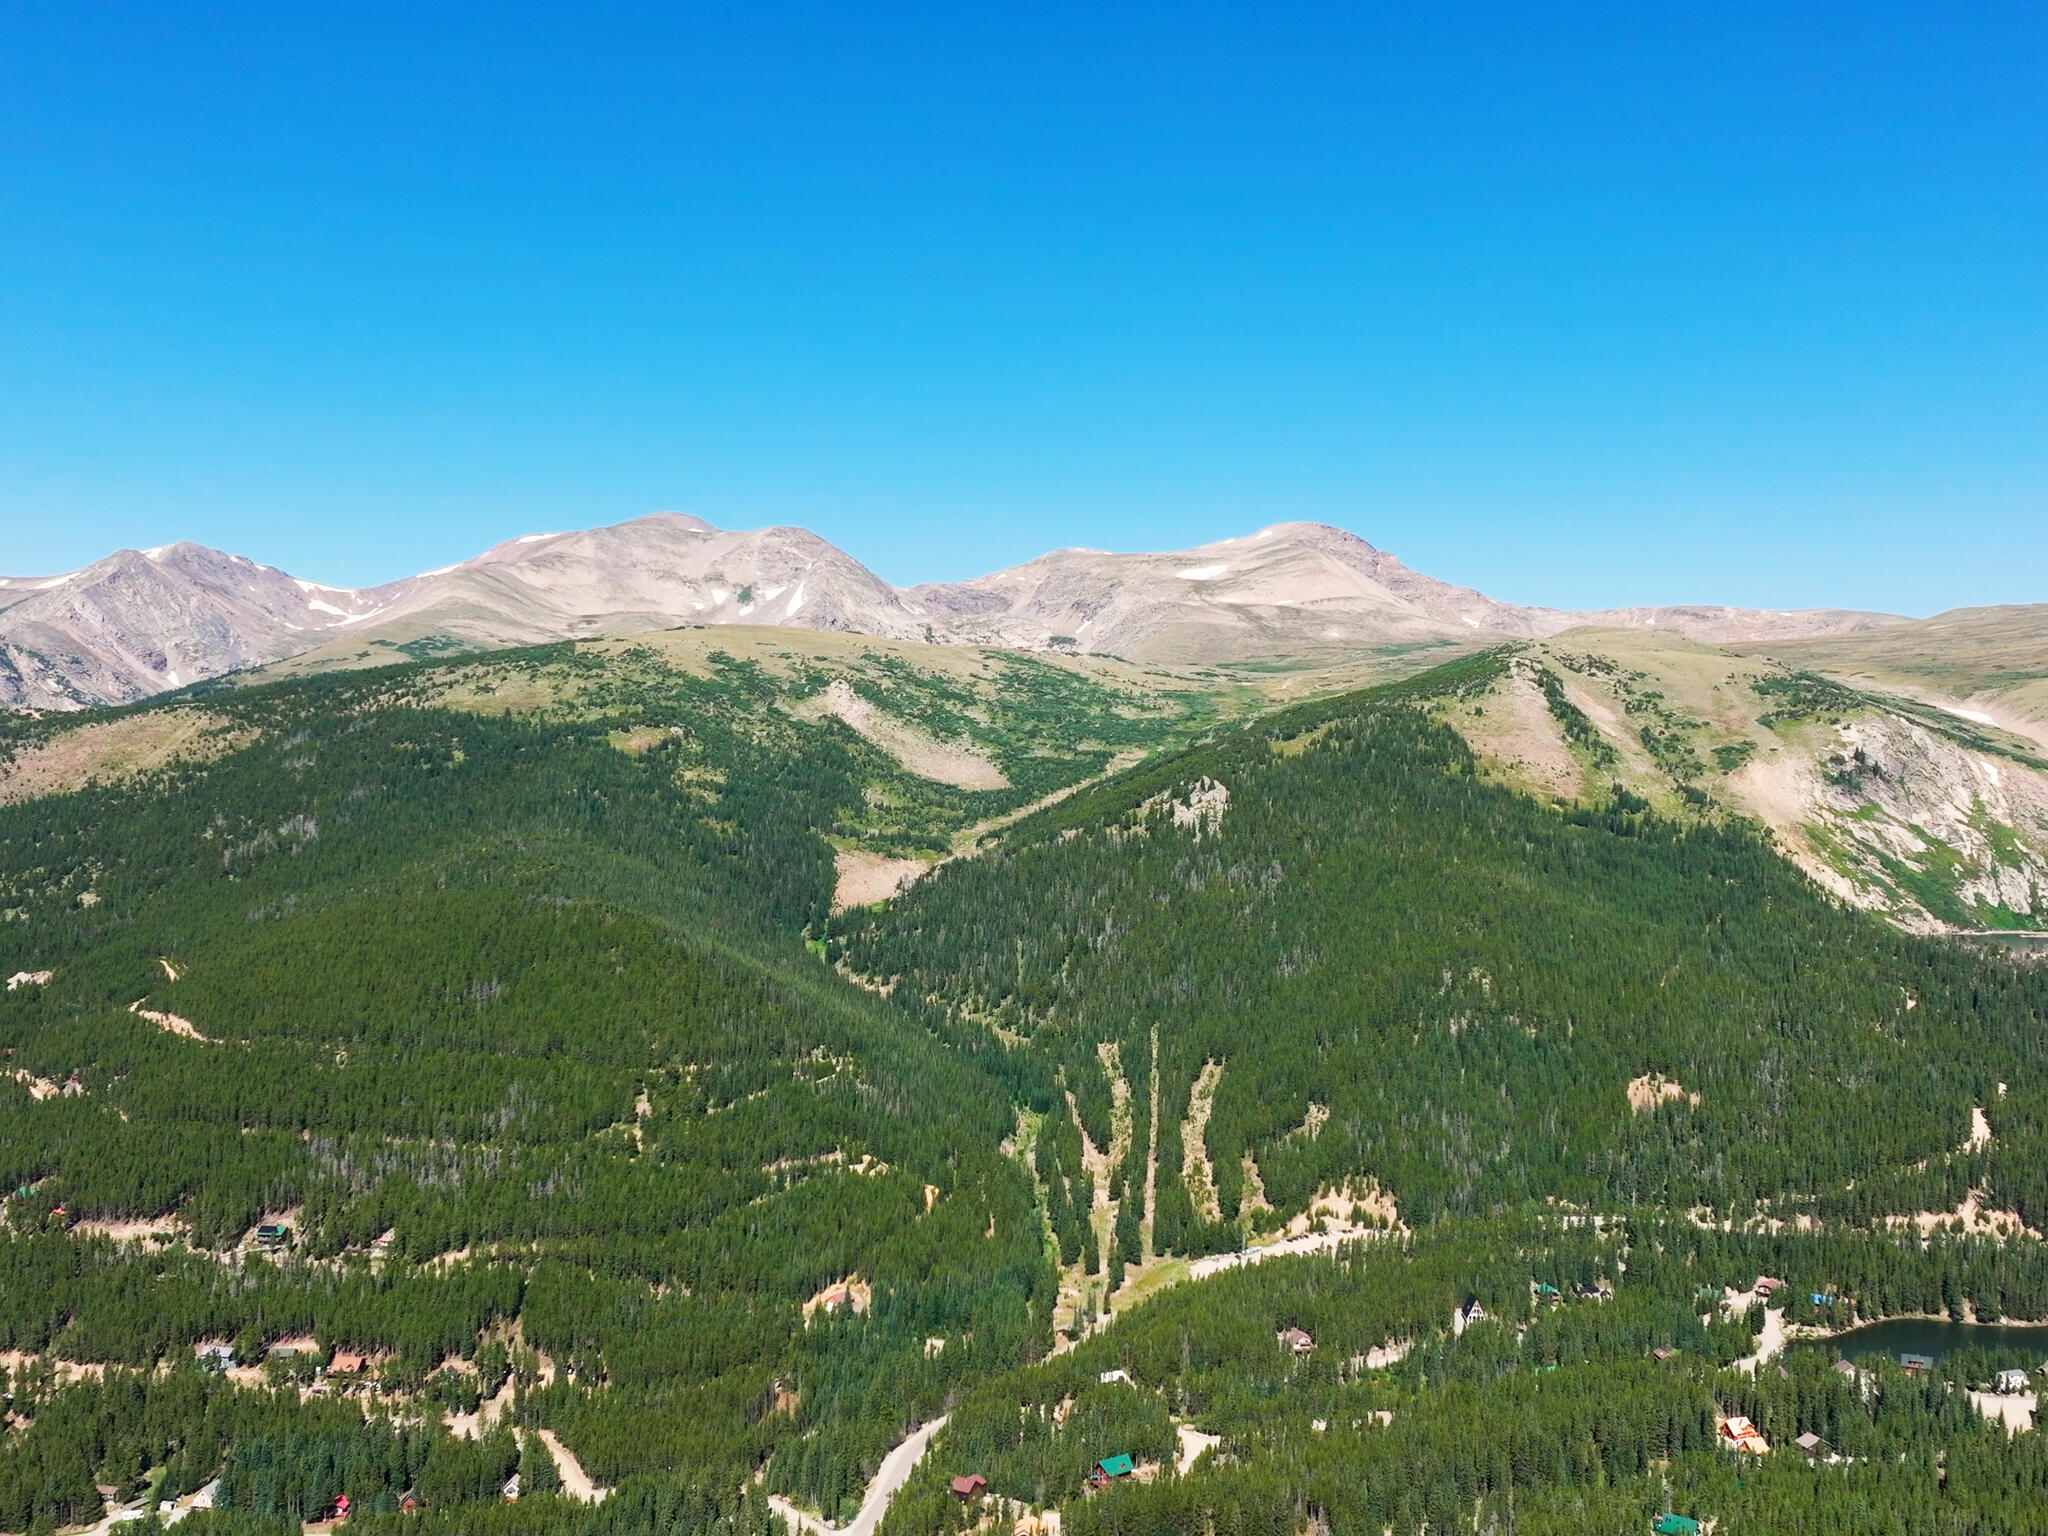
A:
0;513;1909;709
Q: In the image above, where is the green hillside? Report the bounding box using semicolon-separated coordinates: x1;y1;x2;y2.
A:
840;653;2048;1536
0;641;1220;1533
2;643;2047;1535
842;652;2048;1236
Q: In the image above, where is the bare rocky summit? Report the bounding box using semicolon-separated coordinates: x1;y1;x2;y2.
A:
1;515;934;709
0;513;1908;709
914;522;1901;662
0;544;382;710
331;514;935;653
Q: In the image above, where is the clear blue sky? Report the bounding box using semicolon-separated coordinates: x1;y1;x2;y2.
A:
2;3;2043;614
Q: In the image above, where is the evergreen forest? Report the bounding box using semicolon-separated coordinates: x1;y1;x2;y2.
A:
1;638;2045;1534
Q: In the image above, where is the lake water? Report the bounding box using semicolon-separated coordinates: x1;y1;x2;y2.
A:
1814;1318;2048;1365
1960;932;2048;959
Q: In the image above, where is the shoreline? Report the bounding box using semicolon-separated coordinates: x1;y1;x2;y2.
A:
1787;1312;2048;1350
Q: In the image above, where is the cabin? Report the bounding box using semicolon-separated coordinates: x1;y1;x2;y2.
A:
1809;1292;1837;1307
1900;1353;1935;1375
1533;1282;1560;1301
1087;1454;1136;1488
1574;1283;1607;1300
1098;1368;1131;1385
254;1223;291;1251
1651;1346;1676;1362
1754;1276;1786;1297
327;1493;351;1522
950;1474;988;1502
329;1351;367;1375
1996;1367;2031;1394
1279;1327;1316;1355
1716;1414;1769;1454
1652;1516;1700;1536
1832;1358;1858;1378
1459;1298;1487;1326
503;1472;520;1502
1795;1431;1827;1462
399;1491;422;1512
197;1343;236;1372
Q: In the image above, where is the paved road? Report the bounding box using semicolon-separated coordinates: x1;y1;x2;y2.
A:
768;1415;948;1536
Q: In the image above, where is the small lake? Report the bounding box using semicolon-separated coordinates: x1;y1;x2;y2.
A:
1813;1318;2048;1366
1959;932;2048;958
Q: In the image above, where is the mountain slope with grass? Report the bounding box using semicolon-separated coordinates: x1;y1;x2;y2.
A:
1426;629;2048;933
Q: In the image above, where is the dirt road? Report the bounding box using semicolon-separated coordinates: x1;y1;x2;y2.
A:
768;1415;948;1536
536;1428;609;1503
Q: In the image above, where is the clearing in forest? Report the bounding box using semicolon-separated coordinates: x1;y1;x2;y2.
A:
1626;1074;1700;1114
802;1275;873;1322
1141;1026;1161;1261
1181;1061;1225;1223
797;679;1009;790
1051;1043;1134;1343
0;709;255;806
831;849;933;913
129;999;220;1043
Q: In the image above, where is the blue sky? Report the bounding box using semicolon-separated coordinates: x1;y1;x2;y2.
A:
2;3;2043;614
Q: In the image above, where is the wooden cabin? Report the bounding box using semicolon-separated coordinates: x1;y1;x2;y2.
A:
1087;1454;1136;1488
1716;1414;1769;1454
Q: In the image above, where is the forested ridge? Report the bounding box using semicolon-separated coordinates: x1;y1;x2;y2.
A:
843;656;2048;1234
0;648;1109;1533
2;642;2047;1533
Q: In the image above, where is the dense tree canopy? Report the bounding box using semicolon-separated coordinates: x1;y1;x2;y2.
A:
2;643;2046;1533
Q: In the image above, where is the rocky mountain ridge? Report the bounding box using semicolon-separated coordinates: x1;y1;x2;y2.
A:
914;521;1901;661
3;512;1908;709
1441;630;2048;935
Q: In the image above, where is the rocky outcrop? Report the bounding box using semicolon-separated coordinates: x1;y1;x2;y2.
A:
1758;714;2048;933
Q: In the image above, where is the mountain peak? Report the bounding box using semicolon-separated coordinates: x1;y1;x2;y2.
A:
1;513;1911;709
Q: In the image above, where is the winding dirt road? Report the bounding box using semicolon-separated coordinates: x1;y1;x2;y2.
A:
767;1415;948;1536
